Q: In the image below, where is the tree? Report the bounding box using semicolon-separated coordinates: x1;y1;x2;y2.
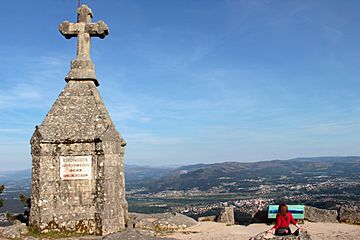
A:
0;184;4;208
19;192;27;204
18;192;31;225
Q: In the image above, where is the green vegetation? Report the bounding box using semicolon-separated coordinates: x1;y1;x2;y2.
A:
0;184;4;208
5;212;16;221
19;192;28;204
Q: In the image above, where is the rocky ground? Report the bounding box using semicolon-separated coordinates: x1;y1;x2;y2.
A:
1;208;360;240
162;221;360;240
1;221;360;240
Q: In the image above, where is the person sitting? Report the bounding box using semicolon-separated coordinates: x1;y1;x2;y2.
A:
267;203;304;236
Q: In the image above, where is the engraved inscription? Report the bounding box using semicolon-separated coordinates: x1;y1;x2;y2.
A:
60;156;92;180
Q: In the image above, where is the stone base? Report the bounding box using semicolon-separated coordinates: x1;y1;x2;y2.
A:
65;59;99;86
30;80;127;236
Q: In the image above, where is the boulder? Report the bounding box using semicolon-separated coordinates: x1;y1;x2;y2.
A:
0;220;28;239
216;206;234;225
127;212;198;232
304;206;338;223
234;210;253;225
251;210;269;224
338;206;360;224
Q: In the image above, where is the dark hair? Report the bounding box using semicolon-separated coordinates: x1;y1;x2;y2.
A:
277;203;288;219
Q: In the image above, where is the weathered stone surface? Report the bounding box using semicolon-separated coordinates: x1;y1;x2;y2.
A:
0;220;28;239
250;230;312;240
30;81;127;235
216;206;235;225
30;4;127;236
338;206;360;224
127;212;198;232
304;206;338;223
102;229;175;240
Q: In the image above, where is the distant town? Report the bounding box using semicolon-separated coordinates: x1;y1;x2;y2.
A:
127;168;360;222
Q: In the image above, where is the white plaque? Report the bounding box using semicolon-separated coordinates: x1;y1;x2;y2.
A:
60;156;92;180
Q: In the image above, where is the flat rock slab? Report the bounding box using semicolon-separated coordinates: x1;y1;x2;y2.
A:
21;229;175;240
304;206;338;223
102;229;175;240
128;212;198;232
251;231;312;240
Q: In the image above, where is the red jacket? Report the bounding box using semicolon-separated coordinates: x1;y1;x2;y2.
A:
274;212;297;229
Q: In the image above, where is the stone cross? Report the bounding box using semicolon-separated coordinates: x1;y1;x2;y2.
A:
30;4;128;235
59;4;109;86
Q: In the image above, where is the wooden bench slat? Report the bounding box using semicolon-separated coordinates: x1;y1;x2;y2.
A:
268;204;305;219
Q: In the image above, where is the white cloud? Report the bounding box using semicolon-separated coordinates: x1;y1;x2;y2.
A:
0;128;25;133
125;132;184;145
108;104;151;123
299;120;360;135
0;83;42;109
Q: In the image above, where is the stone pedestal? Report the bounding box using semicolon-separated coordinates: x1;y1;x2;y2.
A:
30;81;128;235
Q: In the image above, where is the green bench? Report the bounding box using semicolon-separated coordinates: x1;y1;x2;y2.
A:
268;204;305;219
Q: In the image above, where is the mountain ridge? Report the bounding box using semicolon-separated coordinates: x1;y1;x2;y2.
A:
128;156;360;192
1;156;360;213
1;156;359;183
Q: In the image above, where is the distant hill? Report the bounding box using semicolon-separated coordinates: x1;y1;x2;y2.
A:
128;156;360;192
1;156;359;189
2;156;360;190
0;169;31;183
0;169;31;213
1;156;360;213
0;165;172;183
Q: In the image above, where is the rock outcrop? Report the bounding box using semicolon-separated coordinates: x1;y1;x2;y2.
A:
127;212;198;232
304;206;338;223
216;206;235;225
234;210;253;225
338;206;360;224
0;220;28;239
251;210;269;224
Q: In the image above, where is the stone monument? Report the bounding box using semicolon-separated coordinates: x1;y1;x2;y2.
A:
30;5;128;235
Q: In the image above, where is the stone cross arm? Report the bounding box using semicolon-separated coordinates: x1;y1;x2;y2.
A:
59;20;109;39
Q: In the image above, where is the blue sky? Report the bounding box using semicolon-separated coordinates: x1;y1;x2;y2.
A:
1;0;360;170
